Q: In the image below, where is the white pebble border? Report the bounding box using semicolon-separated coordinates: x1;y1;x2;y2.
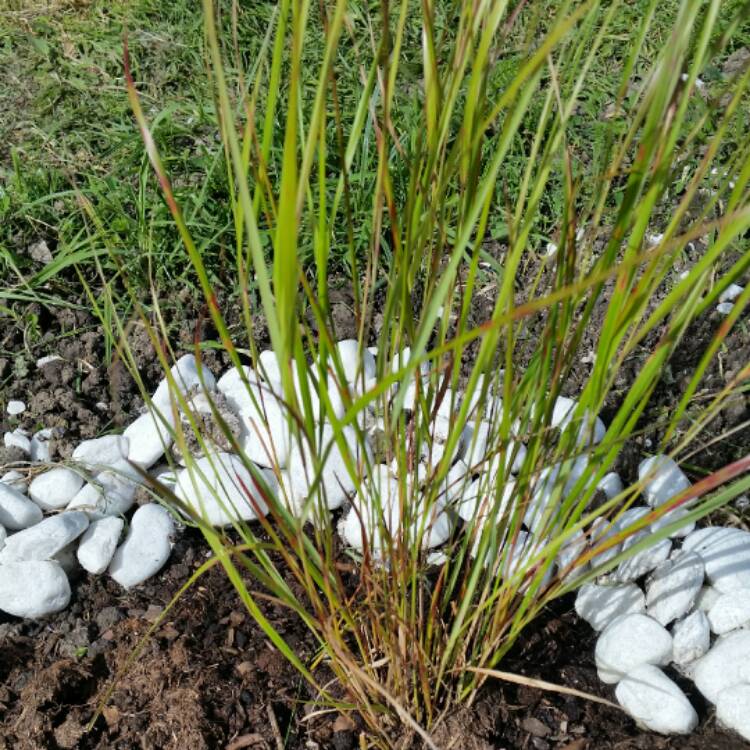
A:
1;341;749;743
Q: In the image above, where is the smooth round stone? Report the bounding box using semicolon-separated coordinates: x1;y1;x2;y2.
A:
650;504;695;538
4;429;30;454
258;350;283;385
124;409;176;469
556;530;589;583
77;517;124;574
67;461;138;519
646;551;704;626
607;508;672;582
7;400;26;416
151;353;217;408
287;425;372;511
682;526;750;593
456;476;515;532
340;467;451;554
597;472;623;499
334;339;376;385
716;684;750;742
707;589;750;634
595;613;672;684
72;435;130;471
695;585;722;612
461;420;526;475
30;428;54;463
588;517;623;568
28;467;85;510
551;395;606;446
223;381;291;468
720;283;744;303
615;664;698;734
575;582;646;632
672;610;710;666
0;560;71;618
0;483;44;530
0;511;89;563
1;470;27;493
108;504;174;588
638;455;691;508
174;452;276;527
693;630;750;703
216;364;256;395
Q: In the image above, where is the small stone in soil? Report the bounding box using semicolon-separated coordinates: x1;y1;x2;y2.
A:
575;582;645;632
615;664;698;735
671;610;710;666
595;613;672;684
706;588;750;634
0;482;44;530
6;400;25;416
0;511;89;563
638;455;691;508
645;551;704;626
682;526;750;593
4;429;31;454
77;516;124;574
28;467;85;510
72;435;129;472
692;629;750;703
0;560;71;618
108;503;174;588
715;683;750;742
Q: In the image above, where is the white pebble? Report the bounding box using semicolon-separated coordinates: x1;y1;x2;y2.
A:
77;517;124;574
682;526;750;593
287;425;371;511
36;354;63;368
716;684;750;742
0;511;89;563
692;630;750;703
0;482;44;530
606;507;671;582
108;504;174;588
716;302;735;315
639;455;691;508
707;589;750;634
650;504;695;537
1;470;27;493
66;459;139;518
151;353;217;408
646;551;704;626
575;582;645;632
4;429;30;454
719;283;744;303
222;380;292;468
28;467;84;510
597;472;623;499
29;428;54;462
123;408;175;468
6;400;25;416
258;350;283;385
615;664;698;734
672;610;710;666
72;435;130;472
695;585;722;612
0;560;71;618
334;339;377;386
595;613;672;684
216;364;256;394
175;452;276;527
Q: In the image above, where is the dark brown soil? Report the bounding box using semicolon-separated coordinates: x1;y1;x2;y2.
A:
0;278;748;749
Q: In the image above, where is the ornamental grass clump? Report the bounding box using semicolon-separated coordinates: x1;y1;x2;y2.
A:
103;0;750;743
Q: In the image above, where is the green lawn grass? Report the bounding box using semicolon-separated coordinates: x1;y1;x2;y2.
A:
1;0;748;326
